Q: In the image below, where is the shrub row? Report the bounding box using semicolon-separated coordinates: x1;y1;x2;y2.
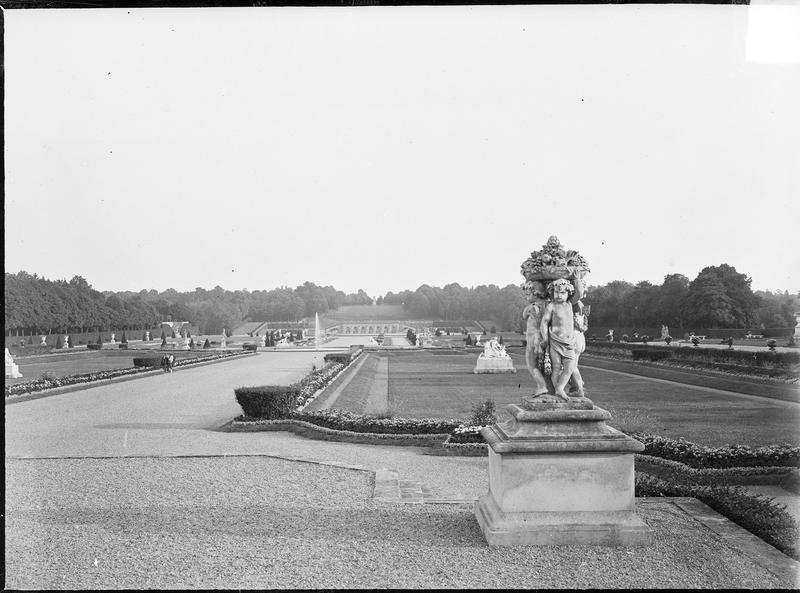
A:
632;434;800;469
631;349;672;362
635;472;798;560
323;350;361;365
132;358;162;368
235;385;299;418
588;341;799;367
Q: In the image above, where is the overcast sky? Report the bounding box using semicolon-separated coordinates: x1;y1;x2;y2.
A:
5;4;799;297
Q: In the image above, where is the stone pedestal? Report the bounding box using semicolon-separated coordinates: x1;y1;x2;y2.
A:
474;355;516;374
5;348;23;378
475;396;650;546
794;312;800;341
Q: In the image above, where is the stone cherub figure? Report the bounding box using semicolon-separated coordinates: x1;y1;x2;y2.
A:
568;299;590;396
539;274;585;400
522;280;550;396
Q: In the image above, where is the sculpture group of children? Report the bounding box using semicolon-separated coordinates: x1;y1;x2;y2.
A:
522;273;589;400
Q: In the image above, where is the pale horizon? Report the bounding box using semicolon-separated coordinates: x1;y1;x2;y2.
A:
5;5;800;298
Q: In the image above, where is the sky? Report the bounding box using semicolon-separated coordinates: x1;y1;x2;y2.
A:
4;3;800;298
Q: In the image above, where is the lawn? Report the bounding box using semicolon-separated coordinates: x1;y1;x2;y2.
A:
5;349;216;384
313;350;800;448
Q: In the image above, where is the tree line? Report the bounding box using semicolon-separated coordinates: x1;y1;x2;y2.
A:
386;264;797;332
4;273;372;335
5;264;797;336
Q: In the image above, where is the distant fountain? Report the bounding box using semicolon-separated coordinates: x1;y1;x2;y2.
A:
315;313;323;346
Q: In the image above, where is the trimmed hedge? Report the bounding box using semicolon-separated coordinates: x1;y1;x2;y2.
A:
635;454;800;490
235;385;300;419
588;341;799;369
631;349;671;362
633;434;800;469
242;344;258;352
635;472;798;560
86;344;102;350
323;352;353;365
133;357;162;368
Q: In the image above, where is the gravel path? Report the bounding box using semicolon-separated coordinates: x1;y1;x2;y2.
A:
5;456;793;589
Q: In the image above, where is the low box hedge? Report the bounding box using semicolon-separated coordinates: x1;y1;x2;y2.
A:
635;454;800;489
633;434;800;469
242;344;258;352
631;349;671;362
235;385;300;419
132;357;162;368
323;352;352;364
588;341;800;370
86;344;102;350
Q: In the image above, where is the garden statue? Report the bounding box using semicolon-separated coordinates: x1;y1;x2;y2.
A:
660;324;669;340
145;331;151;341
40;336;47;346
63;335;70;349
607;329;614;341
220;329;227;349
482;336;509;359
475;235;649;547
474;335;516;373
6;348;23;378
520;235;590;402
110;333;116;344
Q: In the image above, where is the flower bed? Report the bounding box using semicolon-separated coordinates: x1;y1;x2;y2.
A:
294;408;461;435
4;350;253;398
442;433;488;456
295;361;347;410
228;417;447;447
232;350;362;418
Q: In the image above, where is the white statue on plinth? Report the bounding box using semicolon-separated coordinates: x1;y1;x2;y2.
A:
481;337;510;359
220;329;227;348
110;333;116;344
6;348;23;378
63;335;70;349
40;336;47;346
145;331;151;341
474;334;482;347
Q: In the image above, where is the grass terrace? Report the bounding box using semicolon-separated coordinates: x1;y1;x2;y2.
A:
306;350;800;448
